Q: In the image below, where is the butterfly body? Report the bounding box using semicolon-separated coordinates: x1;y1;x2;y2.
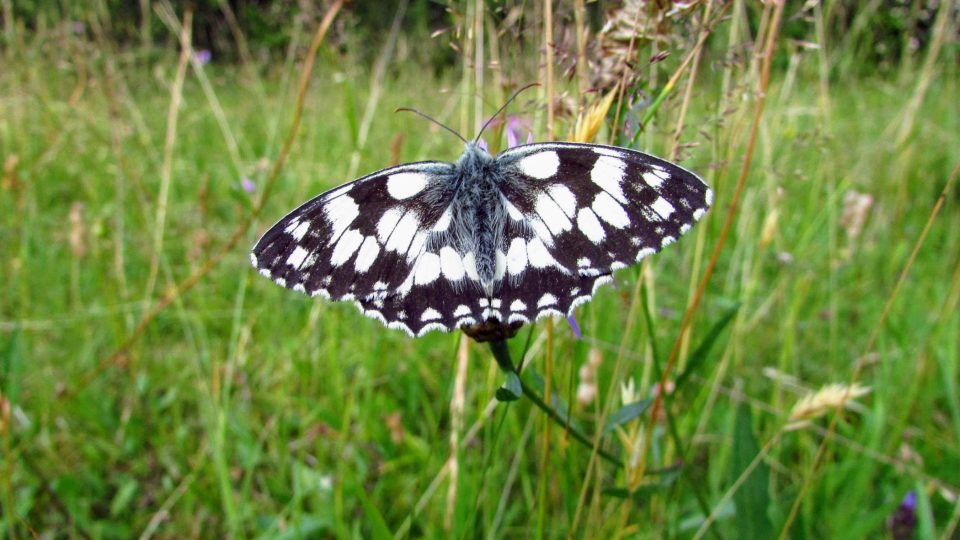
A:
252;141;712;337
444;142;506;292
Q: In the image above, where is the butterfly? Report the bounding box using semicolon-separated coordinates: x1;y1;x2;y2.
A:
251;109;711;341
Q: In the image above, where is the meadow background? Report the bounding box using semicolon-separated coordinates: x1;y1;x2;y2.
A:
1;0;959;538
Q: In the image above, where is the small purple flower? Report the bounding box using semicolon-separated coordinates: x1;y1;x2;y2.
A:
241;177;256;194
888;490;917;540
70;21;86;35
194;49;212;66
506;118;520;149
505;116;534;149
566;315;582;340
621;91;649;141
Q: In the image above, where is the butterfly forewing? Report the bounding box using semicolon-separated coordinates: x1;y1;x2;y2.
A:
252;161;453;297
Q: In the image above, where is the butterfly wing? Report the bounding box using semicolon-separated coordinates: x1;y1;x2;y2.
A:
252;161;490;336
489;142;712;323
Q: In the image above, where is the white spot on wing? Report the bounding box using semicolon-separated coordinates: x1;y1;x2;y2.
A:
324;195;359;240
494;250;507;280
517;151;560;179
376;208;404;243
354;236;380;272
440;246;465;281
636;247;656;261
547;185;577;217
651;197;675;219
286;246;309;268
591;155;628;203
528;218;554;246
693;208;706;220
420;307;442;321
387;172;429;199
503;197;524;221
406;231;427;261
537;293;557;307
324;184;353;201
576;207;605;244
385;212;420;253
592;192;630;228
705;189;714;206
510;299;526;312
526;237;561;269
643;171;665;189
463;252;480;281
433;207;452;232
286;220;310;241
535;192;573;235
330;228;364;266
592;147;623;157
454;305;471;318
414;252;441;285
506;237;527;275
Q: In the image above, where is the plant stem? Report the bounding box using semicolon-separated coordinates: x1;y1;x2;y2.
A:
487;340;623;467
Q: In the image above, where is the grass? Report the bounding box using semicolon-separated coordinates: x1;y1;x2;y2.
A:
2;2;960;538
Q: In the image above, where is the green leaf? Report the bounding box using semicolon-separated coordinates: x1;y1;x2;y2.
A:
1;329;21;400
526;370;576;427
109;478;139;517
604;399;653;434
675;302;741;392
915;481;935;540
345;470;393;540
270;516;332;540
601;464;682;501
730;403;773;540
496;372;522;402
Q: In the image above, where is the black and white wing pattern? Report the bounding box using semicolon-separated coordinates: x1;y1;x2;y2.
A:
252;161;462;335
487;142;712;325
252;141;711;338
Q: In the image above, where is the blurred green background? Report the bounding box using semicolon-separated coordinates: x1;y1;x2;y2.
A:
1;1;958;538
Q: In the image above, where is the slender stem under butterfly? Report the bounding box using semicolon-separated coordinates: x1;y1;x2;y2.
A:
473;82;541;144
394;107;468;144
488;340;623;467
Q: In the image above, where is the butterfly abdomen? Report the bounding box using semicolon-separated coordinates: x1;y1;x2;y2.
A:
449;144;510;293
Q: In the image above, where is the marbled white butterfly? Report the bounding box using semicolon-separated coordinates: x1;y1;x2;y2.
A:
251;112;711;340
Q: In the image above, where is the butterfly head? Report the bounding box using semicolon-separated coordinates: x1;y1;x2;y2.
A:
457;141;494;174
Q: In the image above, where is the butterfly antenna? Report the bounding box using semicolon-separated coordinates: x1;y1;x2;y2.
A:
395;108;468;144
473;82;541;144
